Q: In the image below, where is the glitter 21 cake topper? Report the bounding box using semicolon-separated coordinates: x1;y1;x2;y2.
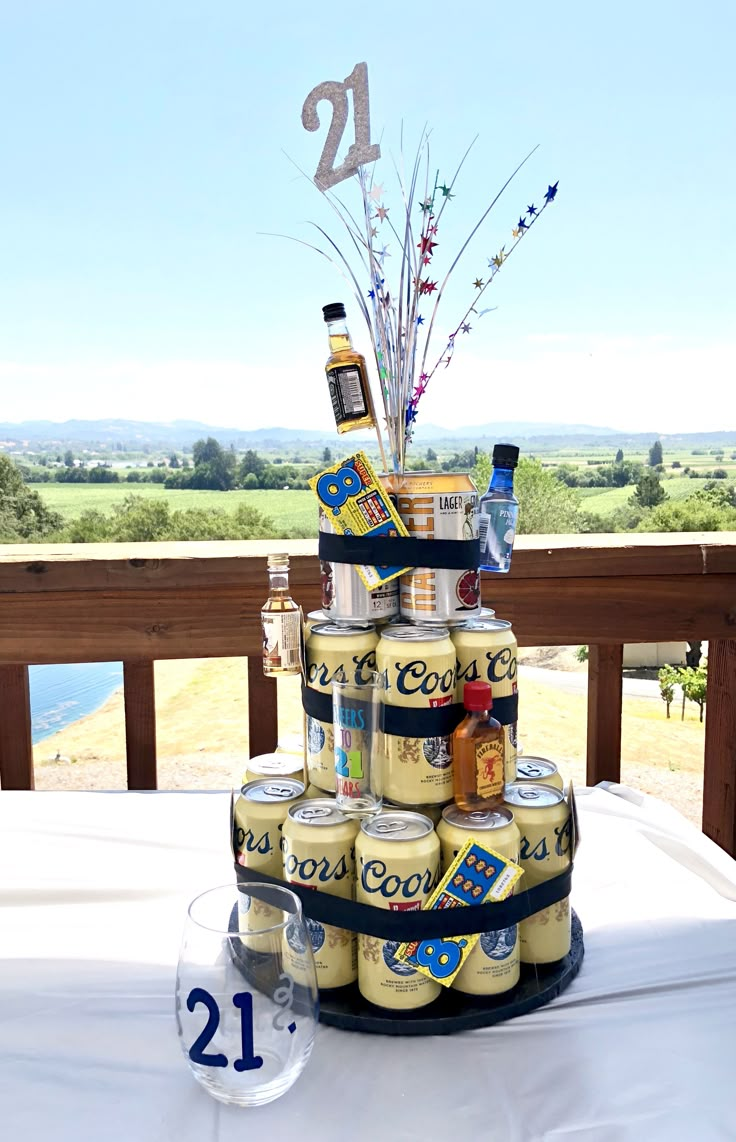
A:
295;62;558;473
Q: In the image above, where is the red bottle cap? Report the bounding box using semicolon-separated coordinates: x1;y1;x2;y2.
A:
463;681;493;711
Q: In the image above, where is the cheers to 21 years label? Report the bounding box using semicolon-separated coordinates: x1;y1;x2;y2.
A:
395;839;524;987
185;974;297;1070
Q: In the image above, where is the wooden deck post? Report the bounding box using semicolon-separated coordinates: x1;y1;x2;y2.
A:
702;639;736;856
0;664;34;789
586;644;624;786
247;658;279;758
123;661;157;789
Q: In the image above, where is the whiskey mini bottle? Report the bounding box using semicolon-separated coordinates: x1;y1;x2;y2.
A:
261;554;302;677
322;302;377;434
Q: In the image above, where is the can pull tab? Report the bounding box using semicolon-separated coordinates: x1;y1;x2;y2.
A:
373;820;408;834
264;784;299;798
299;806;333;820
522;765;543;778
468;811;490;822
518;788;542;801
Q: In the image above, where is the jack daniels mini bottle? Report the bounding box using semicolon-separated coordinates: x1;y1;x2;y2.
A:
322;302;377;434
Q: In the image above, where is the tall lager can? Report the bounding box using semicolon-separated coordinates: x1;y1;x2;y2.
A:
305;622;378;793
319;510;399;624
504;782;572;963
452;617;518;785
376;625;456;805
438;805;521;996
355;811;440;1010
382;471;480;624
233;778;305;874
282;799;359;989
242;752;305;786
516;756;564;791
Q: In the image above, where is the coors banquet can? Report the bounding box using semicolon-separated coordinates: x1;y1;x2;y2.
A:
437;805;521;996
319;510;399;624
504;782;572;963
355;811;440;1010
282;800;359;989
233;779;305;874
305;622;378;793
453;617;518;785
376;624;457;805
516;756;564;791
382;471;480;624
242;752;305;786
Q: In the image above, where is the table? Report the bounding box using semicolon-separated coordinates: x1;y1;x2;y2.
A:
2;786;736;1142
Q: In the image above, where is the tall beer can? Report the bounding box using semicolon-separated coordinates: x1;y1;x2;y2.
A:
282;800;359;989
437;805;521;995
382;471;481;624
504;782;572;963
355;811;440;1010
452;617;518;785
305;622;378;793
319;510;399;624
233;778;305;874
516;756;564;791
376;624;456;805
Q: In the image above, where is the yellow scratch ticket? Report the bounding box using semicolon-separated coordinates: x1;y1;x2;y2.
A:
310;451;410;590
395;837;524;987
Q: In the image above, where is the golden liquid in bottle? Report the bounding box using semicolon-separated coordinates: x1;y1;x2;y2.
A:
453;711;506;811
261;589;301;677
326;337;377;434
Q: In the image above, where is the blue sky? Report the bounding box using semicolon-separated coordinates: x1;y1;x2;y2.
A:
1;0;734;434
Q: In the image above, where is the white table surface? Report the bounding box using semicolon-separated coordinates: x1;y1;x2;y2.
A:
2;785;736;1142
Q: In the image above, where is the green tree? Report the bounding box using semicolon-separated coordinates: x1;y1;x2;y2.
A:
426;447;438;464
88;465;119;483
239;450;266;484
322;447;333;464
633;469;666;508
168;453;180;468
473;455;584;534
648;439;663;467
190;436;236;491
657;665;678;719
615;448;624;463
637;497;736;532
679;661;707;723
63;449;75;468
0;455;64;540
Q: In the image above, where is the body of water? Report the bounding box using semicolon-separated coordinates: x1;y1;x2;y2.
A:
29;662;123;746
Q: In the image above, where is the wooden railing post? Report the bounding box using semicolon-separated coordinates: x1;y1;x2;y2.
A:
586;643;623;786
702;639;736;856
247;658;279;758
123;660;157;789
0;664;34;789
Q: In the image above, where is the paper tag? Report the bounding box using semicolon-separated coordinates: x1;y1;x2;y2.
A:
568;779;581;858
395;838;524;987
309;451;410;590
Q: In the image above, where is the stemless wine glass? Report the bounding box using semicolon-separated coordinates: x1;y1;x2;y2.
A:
175;882;318;1107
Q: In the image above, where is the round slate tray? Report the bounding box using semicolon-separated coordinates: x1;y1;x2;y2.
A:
228;907;583;1037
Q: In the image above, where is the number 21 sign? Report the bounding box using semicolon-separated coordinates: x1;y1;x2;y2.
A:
301;62;381;190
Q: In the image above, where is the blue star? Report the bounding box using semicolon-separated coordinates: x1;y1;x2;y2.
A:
544;182;559;203
416;314;424;325
526;204;537;216
368;289;375;299
518;216;528;231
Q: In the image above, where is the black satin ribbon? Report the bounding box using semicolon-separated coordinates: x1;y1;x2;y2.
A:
301;686;518;732
318;531;480;571
235;862;573;939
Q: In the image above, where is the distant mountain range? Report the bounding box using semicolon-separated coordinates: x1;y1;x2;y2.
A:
1;417;735;451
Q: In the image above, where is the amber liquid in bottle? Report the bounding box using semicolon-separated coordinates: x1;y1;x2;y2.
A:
261;554;302;677
453;685;506;811
323;305;377;434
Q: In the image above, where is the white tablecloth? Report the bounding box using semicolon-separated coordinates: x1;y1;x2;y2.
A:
2;786;736;1142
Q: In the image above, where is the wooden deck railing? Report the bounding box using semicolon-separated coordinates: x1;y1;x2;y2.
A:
1;534;735;851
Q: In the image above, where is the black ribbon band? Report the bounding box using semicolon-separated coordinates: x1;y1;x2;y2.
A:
235;862;572;939
319;531;481;571
302;684;465;738
301;686;517;734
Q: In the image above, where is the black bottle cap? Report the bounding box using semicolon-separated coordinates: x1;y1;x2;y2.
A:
322;303;346;322
492;443;520;468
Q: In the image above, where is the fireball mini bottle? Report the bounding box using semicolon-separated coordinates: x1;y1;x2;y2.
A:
452;681;506;811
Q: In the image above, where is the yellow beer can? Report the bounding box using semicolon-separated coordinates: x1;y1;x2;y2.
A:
382;471;481;625
515;756;564;791
504;782;572;963
233;778;305;875
376;624;457;805
437;805;521;996
242;752;305;786
282;799;360;989
452;617;518;785
305;622;378;794
383;799;448;826
355;810;441;1010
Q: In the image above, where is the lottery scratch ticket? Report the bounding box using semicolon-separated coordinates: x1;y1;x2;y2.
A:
309;450;411;590
395;838;524;987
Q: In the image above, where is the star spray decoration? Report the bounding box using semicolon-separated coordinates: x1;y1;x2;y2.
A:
278;62;558;474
